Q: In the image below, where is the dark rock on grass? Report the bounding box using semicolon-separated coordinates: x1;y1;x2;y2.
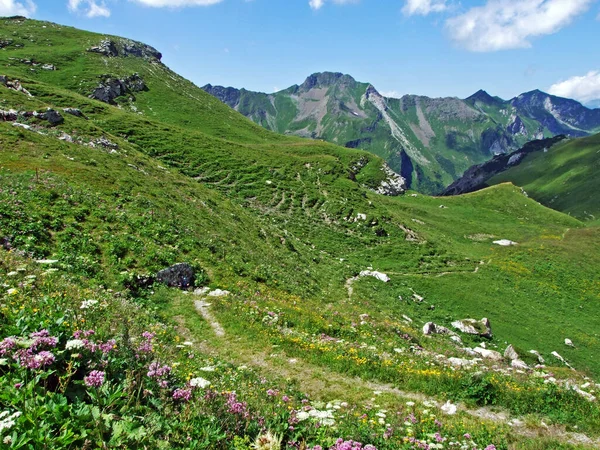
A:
88;38;162;61
88;39;119;57
89;73;147;104
63;108;87;119
156;263;195;289
33;109;64;126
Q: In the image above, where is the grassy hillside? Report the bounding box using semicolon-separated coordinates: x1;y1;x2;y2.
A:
487;133;600;222
1;17;600;449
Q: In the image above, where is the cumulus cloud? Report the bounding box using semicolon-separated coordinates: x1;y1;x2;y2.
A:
309;0;358;11
130;0;224;6
446;0;593;52
549;71;600;105
68;0;110;17
402;0;447;16
0;0;36;16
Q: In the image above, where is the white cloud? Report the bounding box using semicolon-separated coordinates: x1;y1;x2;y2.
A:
549;71;600;105
446;0;593;52
130;0;224;6
0;0;36;16
381;90;402;98
402;0;447;16
68;0;110;17
309;0;358;11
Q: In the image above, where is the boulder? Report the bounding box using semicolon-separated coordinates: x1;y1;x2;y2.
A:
0;109;18;121
156;263;195;289
63;108;86;119
0;75;7;85
565;338;574;347
448;357;477;367
473;347;503;361
41;64;56;71
529;350;545;364
451;318;492;338
504;344;519;361
511;359;529;370
493;239;518;246
31;109;64;126
374;164;406;196
423;322;454;336
358;270;390;282
89;77;127;104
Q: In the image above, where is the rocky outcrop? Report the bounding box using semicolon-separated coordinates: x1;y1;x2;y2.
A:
156;263;195;289
1;108;63;126
451;318;492;338
507;116;527;136
0;76;33;97
442;135;567;196
89;73;147;104
374;164;406;196
88;38;162;61
473;347;503;361
63;108;86;119
504;345;519;361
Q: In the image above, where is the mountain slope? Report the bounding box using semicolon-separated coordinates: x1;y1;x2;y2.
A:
203;74;600;194
1;17;600;448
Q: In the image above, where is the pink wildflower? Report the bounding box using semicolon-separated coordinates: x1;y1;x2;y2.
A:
84;370;105;388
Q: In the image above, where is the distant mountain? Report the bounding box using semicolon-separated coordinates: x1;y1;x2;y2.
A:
203;73;600;193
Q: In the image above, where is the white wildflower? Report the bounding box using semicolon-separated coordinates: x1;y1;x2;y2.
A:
80;299;98;309
189;377;210;389
183;341;194;346
199;366;216;372
3;436;12;444
65;339;85;350
0;359;8;366
7;288;18;295
296;411;310;421
7;271;18;277
406;401;415;407
440;401;457;415
0;410;20;432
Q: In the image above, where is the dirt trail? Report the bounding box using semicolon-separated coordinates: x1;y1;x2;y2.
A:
176;304;600;449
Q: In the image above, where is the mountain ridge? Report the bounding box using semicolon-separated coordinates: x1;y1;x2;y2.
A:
203;72;600;193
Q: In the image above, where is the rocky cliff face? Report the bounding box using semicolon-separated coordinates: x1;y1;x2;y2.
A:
442;135;567;196
202;73;600;194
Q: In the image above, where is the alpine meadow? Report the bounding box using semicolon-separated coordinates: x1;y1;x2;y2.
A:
0;9;599;450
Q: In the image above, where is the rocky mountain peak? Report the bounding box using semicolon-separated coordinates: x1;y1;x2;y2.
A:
466;89;503;106
299;72;357;91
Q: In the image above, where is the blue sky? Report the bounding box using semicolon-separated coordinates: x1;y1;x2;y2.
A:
3;0;600;105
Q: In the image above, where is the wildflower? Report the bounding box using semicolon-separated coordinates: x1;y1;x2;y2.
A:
463;433;472;440
99;339;117;354
199;366;215;372
266;389;278;397
485;446;497;450
0;359;7;366
173;388;192;401
189;377;210;389
251;431;282;450
80;299;98;309
406;401;415;407
7;288;17;295
14;383;22;389
0;411;21;433
3;436;12;445
147;361;171;378
84;370;105;388
0;337;16;356
65;339;85;350
282;395;290;402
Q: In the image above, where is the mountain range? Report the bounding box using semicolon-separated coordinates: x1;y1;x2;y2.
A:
203;73;600;193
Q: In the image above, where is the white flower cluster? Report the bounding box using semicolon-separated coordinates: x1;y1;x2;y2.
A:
189;377;211;388
80;299;99;309
296;401;340;427
0;410;21;433
65;339;85;350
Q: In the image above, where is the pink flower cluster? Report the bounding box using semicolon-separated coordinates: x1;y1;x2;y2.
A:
72;330;116;355
137;331;156;355
172;388;192;401
310;440;377;450
147;361;171;388
1;330;58;370
226;392;249;418
84;370;105;388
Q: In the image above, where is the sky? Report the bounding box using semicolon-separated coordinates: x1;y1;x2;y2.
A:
2;0;600;106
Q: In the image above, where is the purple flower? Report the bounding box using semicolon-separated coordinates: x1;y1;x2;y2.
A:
463;433;472;440
15;349;55;369
84;370;105;388
485;446;497;450
99;339;117;354
173;388;192;401
282;395;290;402
0;337;16;356
147;361;171;378
266;389;278;397
226;392;249;417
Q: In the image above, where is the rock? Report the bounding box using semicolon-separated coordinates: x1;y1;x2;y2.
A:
529;350;545;363
374;164;406;196
207;289;230;297
89;74;147;104
402;314;412;323
448;357;477;367
89;77;127;104
33;108;64;126
358;270;390;282
473;347;503;361
493;239;518;246
0;109;18;121
423;322;454;336
450;335;462;344
63;108;86;119
193;287;211;296
451;318;492;338
0;75;7;85
88;39;119;57
0;39;13;49
41;64;56;71
511;359;529;370
156;263;195;289
12;122;31;130
2;78;32;97
565;338;574;347
504;344;519;360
